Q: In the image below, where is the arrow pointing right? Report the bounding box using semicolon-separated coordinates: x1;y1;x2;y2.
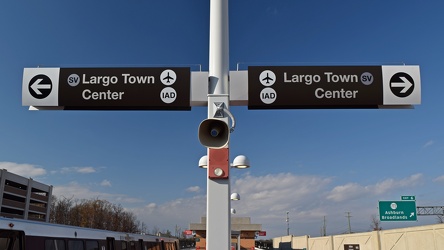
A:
30;78;51;95
391;76;413;93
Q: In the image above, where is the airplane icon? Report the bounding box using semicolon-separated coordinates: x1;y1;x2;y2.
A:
163;72;175;83
262;73;274;84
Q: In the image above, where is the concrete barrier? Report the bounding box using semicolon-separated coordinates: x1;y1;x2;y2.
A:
273;223;444;250
308;236;332;250
333;231;379;250
379;223;444;250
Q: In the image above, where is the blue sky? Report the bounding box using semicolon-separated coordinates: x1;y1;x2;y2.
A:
1;0;444;238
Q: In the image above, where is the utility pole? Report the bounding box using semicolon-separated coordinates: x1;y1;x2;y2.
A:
286;211;290;235
322;216;326;236
346;212;352;234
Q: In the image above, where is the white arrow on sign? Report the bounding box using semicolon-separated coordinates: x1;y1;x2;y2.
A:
30;78;51;95
391;76;413;93
410;212;415;217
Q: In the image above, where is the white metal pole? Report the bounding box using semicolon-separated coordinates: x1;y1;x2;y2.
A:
206;0;230;249
208;0;229;95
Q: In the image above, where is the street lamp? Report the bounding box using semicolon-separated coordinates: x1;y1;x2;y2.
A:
232;155;250;169
230;192;240;201
198;155;208;168
230;193;241;250
230;193;240;214
198;155;251;169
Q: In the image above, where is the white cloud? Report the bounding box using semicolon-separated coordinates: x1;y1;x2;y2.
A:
131;196;206;232
100;179;112;187
423;140;434;148
146;203;157;209
232;173;331;212
433;175;444;182
61;166;97;174
327;174;423;202
373;173;423;194
0;162;46;178
52;182;143;204
186;186;201;193
327;182;368;202
53;182;97;199
77;167;96;173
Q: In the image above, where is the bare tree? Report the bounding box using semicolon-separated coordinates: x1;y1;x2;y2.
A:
175;225;181;238
152;225;161;236
370;214;382;231
50;196;140;233
50;196;74;225
140;221;148;234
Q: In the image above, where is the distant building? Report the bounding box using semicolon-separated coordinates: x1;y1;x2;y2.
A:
0;169;52;222
189;216;262;250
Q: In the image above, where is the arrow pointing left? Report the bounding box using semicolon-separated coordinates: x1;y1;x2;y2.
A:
30;78;51;95
28;74;53;99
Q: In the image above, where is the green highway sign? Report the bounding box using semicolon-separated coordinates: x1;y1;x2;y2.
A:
379;200;417;221
401;195;416;200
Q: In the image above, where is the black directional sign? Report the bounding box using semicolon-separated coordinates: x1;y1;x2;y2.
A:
390;72;415;98
248;65;420;109
344;244;360;250
23;67;191;110
29;74;52;99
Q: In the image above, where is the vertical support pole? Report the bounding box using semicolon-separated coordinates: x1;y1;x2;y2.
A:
346;212;352;234
286;211;290;235
207;0;230;249
0;170;6;211
46;185;53;222
25;178;34;220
